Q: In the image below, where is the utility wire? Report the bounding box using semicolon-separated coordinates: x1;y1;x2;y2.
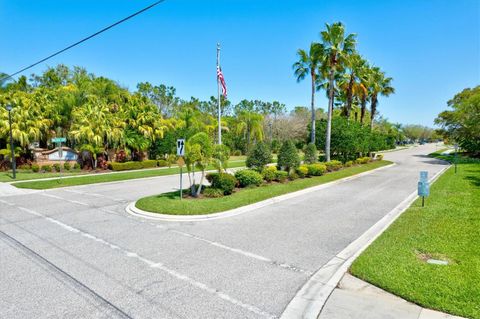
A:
0;0;166;82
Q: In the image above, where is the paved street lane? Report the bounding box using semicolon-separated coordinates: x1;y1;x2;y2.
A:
0;144;448;318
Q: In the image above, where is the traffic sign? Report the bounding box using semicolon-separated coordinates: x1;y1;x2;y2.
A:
51;137;66;143
176;139;185;156
420;171;428;182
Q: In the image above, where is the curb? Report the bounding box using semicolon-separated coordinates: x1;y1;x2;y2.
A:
279;163;451;319
126;162;396;222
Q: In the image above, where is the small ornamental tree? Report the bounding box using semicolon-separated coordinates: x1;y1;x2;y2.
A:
246;142;272;171
212;144;230;173
304;143;318;164
185;132;213;197
277;140;300;172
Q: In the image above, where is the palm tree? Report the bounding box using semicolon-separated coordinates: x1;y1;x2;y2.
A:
293;42;324;143
236;110;264;153
339;53;367;119
321;22;356;161
367;67;395;130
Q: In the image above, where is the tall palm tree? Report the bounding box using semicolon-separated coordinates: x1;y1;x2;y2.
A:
339;53;367;119
367;67;395;130
236;110;264;153
293;43;325;144
321;22;356;161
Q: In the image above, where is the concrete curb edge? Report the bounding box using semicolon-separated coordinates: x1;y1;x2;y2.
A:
126;162;396;222
279;163;451;319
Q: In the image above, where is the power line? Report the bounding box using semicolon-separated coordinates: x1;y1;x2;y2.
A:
0;0;166;83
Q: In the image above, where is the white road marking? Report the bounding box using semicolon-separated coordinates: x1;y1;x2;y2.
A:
11;203;276;318
63;189;126;202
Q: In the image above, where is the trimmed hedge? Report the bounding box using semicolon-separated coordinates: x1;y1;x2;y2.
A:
262;166;277;182
356;157;371;164
235;169;263;187
63;162;71;170
296;165;309;178
41;165;52;172
306;163;327;176
325;160;343;172
109;160;158;171
32;164;40;172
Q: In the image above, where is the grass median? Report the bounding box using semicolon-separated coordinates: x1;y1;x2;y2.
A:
135;160;392;215
12;160;248;190
0;170;86;182
350;152;480;319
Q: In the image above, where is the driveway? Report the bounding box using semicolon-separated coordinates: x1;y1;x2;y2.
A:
0;144;448;318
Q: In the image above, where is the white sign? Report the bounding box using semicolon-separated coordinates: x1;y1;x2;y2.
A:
176;139;185;156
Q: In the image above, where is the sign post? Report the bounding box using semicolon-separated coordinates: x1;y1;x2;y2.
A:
176;139;185;200
418;171;429;207
51;137;66;158
454;143;458;174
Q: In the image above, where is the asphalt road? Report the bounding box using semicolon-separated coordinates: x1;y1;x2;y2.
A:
0;144;448;319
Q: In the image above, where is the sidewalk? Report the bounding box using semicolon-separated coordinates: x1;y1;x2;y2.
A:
318;274;465;319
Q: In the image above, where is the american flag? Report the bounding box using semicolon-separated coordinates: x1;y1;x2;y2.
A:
217;66;227;98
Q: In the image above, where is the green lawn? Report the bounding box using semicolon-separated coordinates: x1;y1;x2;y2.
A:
136;160;392;215
350;152;480;319
12;160;248;189
0;170;86;182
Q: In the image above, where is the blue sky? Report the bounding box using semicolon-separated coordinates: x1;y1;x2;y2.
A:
1;0;479;126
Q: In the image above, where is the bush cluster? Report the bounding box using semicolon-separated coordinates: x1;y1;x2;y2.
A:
246;142;272;171
206;173;237;195
158;159;168;167
303;143;318;164
109;160;158;171
325;160;343;172
277;140;301;172
356;157;371;164
296;165;309;178
53;163;61;172
235;169;263;187
306;163;327;176
32;164;40;172
262;166;277;182
275;170;288;182
64;162;71;170
73;163;81;170
41;165;52;172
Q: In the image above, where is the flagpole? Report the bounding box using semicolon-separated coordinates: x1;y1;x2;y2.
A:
216;43;222;145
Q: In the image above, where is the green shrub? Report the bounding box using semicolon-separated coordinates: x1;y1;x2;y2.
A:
356;157;371;164
203;188;224;198
235;169;263;187
232;150;242;156
53;163;61;172
289;171;299;180
142;160;158;168
304;143;318;164
307;163;326;176
296;165;309;178
246;142;272;171
32;164;40;173
207;173;236;195
376;154;384;161
157;159;168;167
63;162;71;170
41;165;52;172
277;140;300;171
344;160;354;167
262;166;277;182
108;160;158;171
73;163;81;170
325;160;343;172
18;164;31;170
275;170;288;183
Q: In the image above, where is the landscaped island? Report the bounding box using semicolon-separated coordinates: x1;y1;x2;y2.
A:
136;157;391;215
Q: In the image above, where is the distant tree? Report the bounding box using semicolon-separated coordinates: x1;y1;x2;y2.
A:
277;140;300;172
246;142;272;171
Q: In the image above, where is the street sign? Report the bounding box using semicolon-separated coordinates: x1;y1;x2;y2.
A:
418;181;430;197
420;171;428;182
51;137;66;143
176;139;185;156
418;171;430;207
